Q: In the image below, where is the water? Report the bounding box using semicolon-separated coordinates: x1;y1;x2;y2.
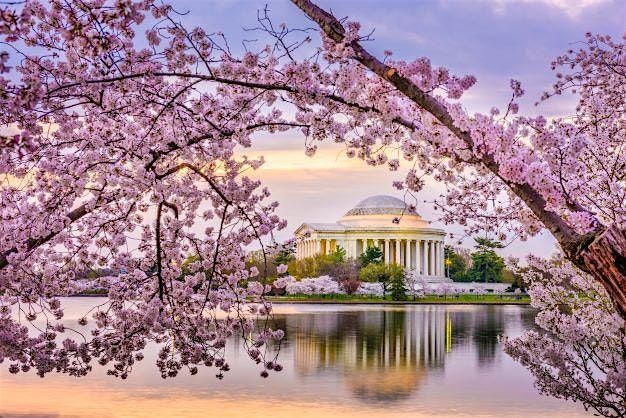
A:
0;299;591;418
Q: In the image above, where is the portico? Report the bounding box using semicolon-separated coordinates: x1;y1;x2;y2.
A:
294;195;449;281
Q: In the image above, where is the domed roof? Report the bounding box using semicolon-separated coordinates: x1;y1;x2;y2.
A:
344;195;417;216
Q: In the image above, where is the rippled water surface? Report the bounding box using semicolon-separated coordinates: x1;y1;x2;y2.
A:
1;299;591;417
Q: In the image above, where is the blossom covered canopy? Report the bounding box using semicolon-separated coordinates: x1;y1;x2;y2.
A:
0;0;624;381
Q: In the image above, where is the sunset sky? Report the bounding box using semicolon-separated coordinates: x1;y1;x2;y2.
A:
185;0;623;258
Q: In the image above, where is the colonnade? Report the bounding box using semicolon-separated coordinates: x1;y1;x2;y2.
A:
297;236;445;277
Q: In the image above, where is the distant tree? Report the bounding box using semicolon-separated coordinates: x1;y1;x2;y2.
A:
474;237;505;251
329;258;359;282
389;272;408;301
341;278;362;295
328;246;347;263
467;238;505;283
360;263;404;294
287;256;317;278
358;246;383;267
444;245;469;282
272;243;296;269
503;267;529;292
500;268;518;283
246;251;278;282
286;248;350;279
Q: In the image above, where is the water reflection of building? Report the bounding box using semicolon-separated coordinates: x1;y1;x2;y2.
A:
291;307;452;402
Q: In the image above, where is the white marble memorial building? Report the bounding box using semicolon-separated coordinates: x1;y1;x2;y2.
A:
294;195;449;282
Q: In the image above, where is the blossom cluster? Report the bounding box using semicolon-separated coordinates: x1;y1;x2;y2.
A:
502;257;625;416
0;0;624;382
281;276;343;295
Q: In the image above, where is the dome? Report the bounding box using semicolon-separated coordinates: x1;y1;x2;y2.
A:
339;195;426;229
344;195;417;216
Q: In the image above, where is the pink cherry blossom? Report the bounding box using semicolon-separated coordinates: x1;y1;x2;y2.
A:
0;0;624;386
503;257;625;417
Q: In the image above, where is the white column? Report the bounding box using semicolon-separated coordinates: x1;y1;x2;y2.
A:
395;240;401;264
435;241;440;276
430;240;435;276
384;239;390;264
324;239;329;255
424;239;430;276
438;241;443;276
405;239;410;269
432;241;437;275
440;240;445;276
416;240;421;274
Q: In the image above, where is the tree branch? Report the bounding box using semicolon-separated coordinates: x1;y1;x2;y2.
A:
289;0;597;258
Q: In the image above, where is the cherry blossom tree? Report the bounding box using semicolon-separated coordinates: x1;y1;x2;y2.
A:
503;257;625;417
0;0;297;379
0;0;624;382
290;0;626;318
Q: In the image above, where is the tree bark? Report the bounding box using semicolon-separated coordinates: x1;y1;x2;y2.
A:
0;203;90;270
291;0;626;320
578;225;626;319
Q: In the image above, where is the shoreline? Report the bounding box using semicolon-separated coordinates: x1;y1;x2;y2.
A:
68;294;530;305
266;298;530;305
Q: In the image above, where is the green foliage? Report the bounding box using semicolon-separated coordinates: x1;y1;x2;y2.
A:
359;262;404;293
500;268;517;284
358;246;383;267
273;246;296;267
181;254;202;276
504;267;528;292
445;240;505;283
328;246;346;263
474;237;505;250
287;248;349;279
389;272;408;301
467;239;505;283
287;255;318;278
444;245;469;282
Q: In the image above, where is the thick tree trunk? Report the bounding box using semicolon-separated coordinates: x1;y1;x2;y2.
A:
578;225;626;320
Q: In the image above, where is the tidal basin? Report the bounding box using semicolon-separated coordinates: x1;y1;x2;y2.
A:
0;299;591;418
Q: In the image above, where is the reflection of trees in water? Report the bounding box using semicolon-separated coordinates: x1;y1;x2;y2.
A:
471;306;505;366
520;307;539;331
448;310;473;349
288;308;451;403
